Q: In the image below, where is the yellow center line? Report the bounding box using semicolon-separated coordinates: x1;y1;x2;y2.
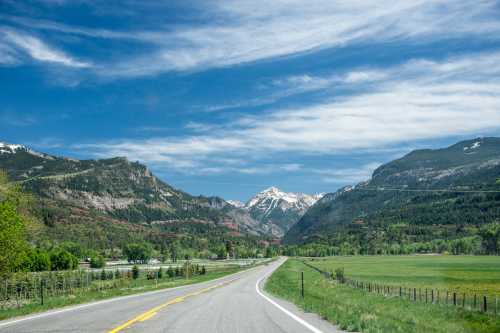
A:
107;278;238;333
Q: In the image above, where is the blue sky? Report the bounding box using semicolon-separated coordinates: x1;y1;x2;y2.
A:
1;1;500;201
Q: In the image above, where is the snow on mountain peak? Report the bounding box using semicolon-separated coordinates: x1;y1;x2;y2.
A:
0;142;54;160
227;200;245;208
245;186;323;211
463;140;481;152
0;142;26;153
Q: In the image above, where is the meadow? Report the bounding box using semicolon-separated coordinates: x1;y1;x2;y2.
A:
265;257;500;333
309;255;500;297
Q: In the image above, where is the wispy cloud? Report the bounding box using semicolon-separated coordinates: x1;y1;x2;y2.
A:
314;163;382;184
2;1;500;76
1;29;91;68
76;50;500;174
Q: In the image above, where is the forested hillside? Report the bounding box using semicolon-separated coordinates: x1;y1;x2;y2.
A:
0;143;270;259
284;138;500;254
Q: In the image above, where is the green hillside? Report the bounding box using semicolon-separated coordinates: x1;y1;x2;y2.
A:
284;138;500;253
0;144;267;255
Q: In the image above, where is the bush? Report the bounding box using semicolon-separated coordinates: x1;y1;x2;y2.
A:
50;250;79;271
132;265;139;279
166;266;174;278
100;269;106;280
335;267;345;283
200;266;206;275
158;267;163;279
147;271;156;280
90;255;105;269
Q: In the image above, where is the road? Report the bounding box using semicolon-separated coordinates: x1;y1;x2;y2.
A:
0;258;340;333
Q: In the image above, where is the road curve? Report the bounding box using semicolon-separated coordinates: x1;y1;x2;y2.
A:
0;258;341;333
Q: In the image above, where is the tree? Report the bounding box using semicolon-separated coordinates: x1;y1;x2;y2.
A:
50;250;79;270
0;171;30;277
90;255;106;269
158;267;163;279
479;223;500;254
28;248;51;272
124;243;153;264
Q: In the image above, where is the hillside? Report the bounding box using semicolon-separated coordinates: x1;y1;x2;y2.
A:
284;138;500;248
0;143;267;251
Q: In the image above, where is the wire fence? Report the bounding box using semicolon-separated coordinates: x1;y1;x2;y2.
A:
301;260;499;316
0;264;214;311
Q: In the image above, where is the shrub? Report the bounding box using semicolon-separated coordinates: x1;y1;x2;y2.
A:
200;266;206;275
50;250;79;271
166;266;174;278
132;265;139;279
90;255;105;269
335;267;345;283
158;267;163;279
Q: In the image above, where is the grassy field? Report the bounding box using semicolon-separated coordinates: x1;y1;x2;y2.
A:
309;255;500;297
265;258;500;333
0;266;245;321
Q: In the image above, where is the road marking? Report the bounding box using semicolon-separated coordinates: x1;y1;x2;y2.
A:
255;260;324;333
0;264;263;329
107;278;237;333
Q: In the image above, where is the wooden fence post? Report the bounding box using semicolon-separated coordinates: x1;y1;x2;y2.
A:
431;289;434;303
414;288;416;302
483;296;487;313
474;294;477;309
400;286;402;297
453;293;457;306
40;279;44;306
301;271;304;298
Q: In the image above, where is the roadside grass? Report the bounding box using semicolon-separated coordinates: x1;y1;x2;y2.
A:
309;255;500;297
0;267;242;321
265;259;500;333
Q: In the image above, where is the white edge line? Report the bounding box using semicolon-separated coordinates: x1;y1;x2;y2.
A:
0;263;266;329
255;259;324;333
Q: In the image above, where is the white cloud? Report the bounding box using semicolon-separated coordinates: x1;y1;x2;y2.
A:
314;163;381;184
77;50;500;174
5;1;499;76
1;29;91;68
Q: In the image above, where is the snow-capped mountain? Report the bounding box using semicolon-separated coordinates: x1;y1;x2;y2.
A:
227;200;245;208
0;142;54;160
229;187;324;238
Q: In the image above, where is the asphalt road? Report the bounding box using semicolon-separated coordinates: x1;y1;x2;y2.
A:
0;258;341;333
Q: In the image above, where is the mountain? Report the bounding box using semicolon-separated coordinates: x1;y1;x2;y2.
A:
229;187;323;237
284;138;500;246
0;142;266;249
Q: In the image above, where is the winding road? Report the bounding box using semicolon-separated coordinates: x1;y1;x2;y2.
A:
0;258;340;333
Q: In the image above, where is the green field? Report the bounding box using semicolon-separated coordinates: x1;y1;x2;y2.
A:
310;255;500;297
265;258;500;333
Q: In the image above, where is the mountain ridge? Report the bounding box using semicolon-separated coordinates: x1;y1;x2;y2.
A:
284;137;500;247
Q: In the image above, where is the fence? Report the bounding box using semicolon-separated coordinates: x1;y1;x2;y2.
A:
0;263;211;311
301;260;499;316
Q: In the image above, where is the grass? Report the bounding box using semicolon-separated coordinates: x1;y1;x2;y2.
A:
0;266;243;321
265;258;500;333
309;255;500;296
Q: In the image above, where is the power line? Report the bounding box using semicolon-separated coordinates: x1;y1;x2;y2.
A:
356;187;500;194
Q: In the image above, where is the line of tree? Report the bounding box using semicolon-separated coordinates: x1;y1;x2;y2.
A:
282;222;500;257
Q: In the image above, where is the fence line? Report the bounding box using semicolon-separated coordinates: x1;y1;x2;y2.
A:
301;260;499;316
0;264;212;311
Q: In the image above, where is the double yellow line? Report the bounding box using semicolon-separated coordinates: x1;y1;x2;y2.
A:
107;279;237;333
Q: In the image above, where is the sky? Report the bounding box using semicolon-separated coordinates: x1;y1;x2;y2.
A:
1;1;500;202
